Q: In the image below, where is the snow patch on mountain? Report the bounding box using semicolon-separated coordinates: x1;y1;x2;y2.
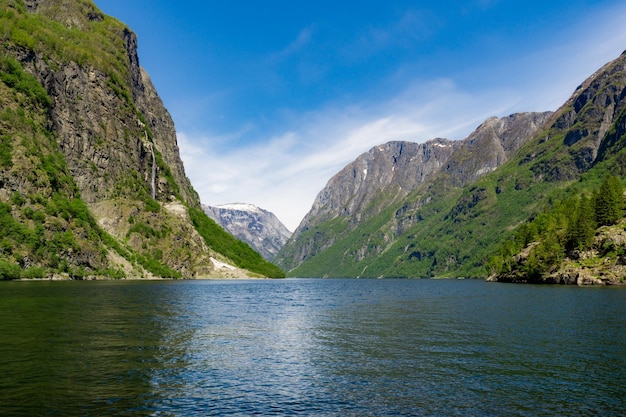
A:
203;203;292;261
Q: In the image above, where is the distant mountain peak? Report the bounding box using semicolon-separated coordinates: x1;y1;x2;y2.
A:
203;203;292;261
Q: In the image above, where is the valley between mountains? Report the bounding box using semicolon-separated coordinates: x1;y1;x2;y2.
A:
1;0;625;284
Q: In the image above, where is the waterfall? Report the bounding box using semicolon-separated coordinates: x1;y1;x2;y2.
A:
150;144;156;199
145;128;156;199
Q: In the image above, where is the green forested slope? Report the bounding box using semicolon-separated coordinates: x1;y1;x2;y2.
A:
489;175;625;284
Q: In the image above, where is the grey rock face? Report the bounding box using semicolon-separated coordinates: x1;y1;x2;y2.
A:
303;139;457;227
523;50;626;180
204;203;292;261
441;112;553;187
14;31;197;207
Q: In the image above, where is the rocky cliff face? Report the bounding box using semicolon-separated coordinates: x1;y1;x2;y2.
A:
203;203;292;261
521;50;626;182
276;112;551;273
441;112;552;187
21;15;196;207
298;139;457;229
0;0;282;278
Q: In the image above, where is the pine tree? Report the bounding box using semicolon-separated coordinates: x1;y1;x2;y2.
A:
594;175;624;226
566;194;596;251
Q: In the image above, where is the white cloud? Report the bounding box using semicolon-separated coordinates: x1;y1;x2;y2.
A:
269;26;315;63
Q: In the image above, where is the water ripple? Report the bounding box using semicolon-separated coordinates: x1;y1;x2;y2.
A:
0;279;624;416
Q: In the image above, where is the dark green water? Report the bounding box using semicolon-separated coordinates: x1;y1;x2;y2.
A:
0;278;624;416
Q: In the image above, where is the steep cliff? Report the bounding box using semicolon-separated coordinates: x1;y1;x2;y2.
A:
519;50;626;182
0;0;283;278
203;203;292;261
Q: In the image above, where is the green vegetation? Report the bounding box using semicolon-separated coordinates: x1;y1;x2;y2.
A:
0;0;287;279
134;252;180;279
566;193;595;251
189;207;285;278
489;176;624;279
0;196;121;279
594;175;624;227
0;55;50;107
0;135;12;167
0;0;130;91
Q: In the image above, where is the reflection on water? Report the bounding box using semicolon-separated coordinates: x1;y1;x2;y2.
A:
0;279;624;416
0;281;193;415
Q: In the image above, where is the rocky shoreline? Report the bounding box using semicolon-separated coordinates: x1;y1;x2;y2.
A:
488;220;626;285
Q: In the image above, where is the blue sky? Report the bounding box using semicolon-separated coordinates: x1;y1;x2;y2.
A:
95;0;626;230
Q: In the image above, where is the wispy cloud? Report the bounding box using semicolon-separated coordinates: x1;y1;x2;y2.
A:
270;26;315;62
343;9;440;63
363;9;437;48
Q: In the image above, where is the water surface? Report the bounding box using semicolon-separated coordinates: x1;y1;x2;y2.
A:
0;279;624;416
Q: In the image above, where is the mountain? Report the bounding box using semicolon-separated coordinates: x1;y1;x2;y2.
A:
0;0;283;279
276;50;626;279
275;112;551;276
203;203;292;261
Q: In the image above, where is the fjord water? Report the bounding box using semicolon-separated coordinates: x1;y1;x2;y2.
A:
0;279;624;416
